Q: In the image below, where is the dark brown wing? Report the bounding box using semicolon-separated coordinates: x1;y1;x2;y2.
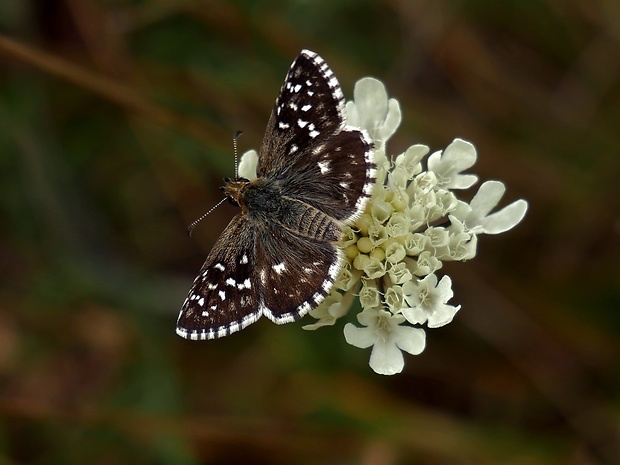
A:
257;50;375;223
176;215;261;340
254;223;343;324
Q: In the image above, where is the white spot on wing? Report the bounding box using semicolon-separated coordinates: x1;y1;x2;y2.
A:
240;254;248;264
237;278;251;290
312;144;325;155
318;160;330;174
307;122;319;138
273;263;286;274
218;290;226;300
215;263;225;271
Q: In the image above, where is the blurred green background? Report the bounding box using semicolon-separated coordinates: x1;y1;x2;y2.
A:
1;1;619;464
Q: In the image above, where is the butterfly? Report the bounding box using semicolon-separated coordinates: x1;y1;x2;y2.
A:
176;50;375;340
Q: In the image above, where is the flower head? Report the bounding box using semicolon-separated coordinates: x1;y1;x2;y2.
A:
303;77;528;375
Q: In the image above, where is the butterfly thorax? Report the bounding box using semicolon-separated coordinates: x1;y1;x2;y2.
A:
224;177;342;243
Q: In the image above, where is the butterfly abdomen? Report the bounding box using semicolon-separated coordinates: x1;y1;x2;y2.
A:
278;196;341;242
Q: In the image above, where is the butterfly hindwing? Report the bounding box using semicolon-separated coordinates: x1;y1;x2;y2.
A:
176;215;260;340
255;223;343;323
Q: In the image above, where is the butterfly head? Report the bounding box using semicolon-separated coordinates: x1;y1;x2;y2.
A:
221;177;250;207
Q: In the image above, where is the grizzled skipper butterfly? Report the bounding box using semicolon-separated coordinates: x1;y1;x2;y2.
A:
177;50;375;340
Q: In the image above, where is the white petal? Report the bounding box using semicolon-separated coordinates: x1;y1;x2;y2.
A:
427;304;460;328
393;326;426;355
395;144;428;169
449;174;478;189
422;273;439;288
470;181;506;217
427;139;478;190
343;323;375;349
434;275;454;302
380;98;401;143
345;100;360;126
369;339;405;375
400;307;427;325
450;201;472;224
442;139;477;172
353;77;388;127
479;199;528;234
349;78;401;150
238;150;258;180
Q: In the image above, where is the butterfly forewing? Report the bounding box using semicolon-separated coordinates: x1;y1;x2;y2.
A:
258;50;345;178
177;49;375;340
258;50;375;222
176;215;260;340
280;129;374;223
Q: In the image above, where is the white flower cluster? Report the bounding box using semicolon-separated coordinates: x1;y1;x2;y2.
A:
303;78;528;375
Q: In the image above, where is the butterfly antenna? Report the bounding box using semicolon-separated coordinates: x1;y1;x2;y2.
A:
186;197;227;237
187;132;243;237
233;130;243;178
